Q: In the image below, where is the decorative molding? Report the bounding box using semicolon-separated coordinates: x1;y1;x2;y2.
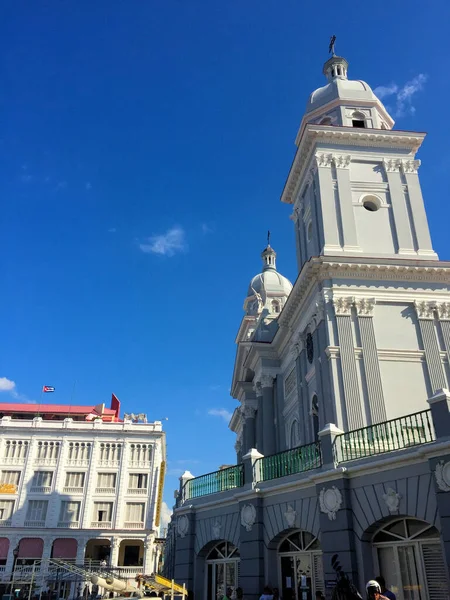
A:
284;367;297;397
319;486;343;520
435;460;450;492
382;488;401;513
234;440;242;454
177;514;189;538
414;300;435;320
211;519;222;540
332;296;354;316
252;381;262;395
436;302;450;321
315;152;334;168
284;505;297;528
401;159;421;174
241;405;256;420
355;297;376;317
259;374;275;388
332;154;351;169
289;206;301;222
383;158;402;173
241;503;257;532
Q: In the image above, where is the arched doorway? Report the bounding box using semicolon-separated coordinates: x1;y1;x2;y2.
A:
278;530;323;600
205;541;239;600
372;517;449;600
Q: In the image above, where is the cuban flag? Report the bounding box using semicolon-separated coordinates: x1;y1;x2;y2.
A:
42;385;55;393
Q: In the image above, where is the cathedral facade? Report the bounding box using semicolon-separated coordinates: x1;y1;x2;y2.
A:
165;52;450;600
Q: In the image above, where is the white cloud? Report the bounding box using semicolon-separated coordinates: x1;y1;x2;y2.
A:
139;226;187;257
85;182;92;191
159;501;173;534
374;74;427;118
0;377;16;392
208;408;233;422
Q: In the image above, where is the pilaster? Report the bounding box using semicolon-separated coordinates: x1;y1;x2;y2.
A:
144;536;154;574
402;161;436;257
383;159;415;254
110;536;120;567
354;298;386;423
415;301;447;393
241;405;257;454
333;297;363;430
437;303;450;367
239;498;264;600
81;440;99;528
14;438;36;525
113;442;129;528
259;374;276;456
253;381;263;453
314;154;341;252
76;537;88;565
333;154;359;251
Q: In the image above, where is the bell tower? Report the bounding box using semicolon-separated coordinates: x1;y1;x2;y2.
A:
284;53;437;271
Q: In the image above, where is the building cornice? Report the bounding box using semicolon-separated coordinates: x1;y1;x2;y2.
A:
281;125;426;205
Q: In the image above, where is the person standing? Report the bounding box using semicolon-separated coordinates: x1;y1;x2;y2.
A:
375;577;395;600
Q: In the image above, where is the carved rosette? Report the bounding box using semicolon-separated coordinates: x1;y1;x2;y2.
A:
435;460;450;492
355;297;376;317
383;158;402;173
284;505;297;528
319;486;343;520
259;374;275;389
177;515;189;538
382;488;401;513
414;300;435;320
241;503;257;532
436;302;450;321
332;154;351;169
332;296;354;316
401;159;421;174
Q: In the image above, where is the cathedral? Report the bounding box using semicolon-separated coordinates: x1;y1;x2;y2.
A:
164;49;450;600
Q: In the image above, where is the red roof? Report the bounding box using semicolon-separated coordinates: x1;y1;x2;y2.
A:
0;394;121;421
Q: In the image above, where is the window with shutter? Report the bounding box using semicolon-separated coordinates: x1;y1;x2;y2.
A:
0;471;20;485
26;500;48;523
0;501;14;519
313;553;324;593
59;501;81;523
422;543;448;600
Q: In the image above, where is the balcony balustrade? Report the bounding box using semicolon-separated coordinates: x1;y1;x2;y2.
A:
127;488;147;495
90;520;112;528
183;464;244;500
255;441;322;482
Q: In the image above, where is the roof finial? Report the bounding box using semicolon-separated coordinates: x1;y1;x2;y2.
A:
329;35;336;57
267;230;271;247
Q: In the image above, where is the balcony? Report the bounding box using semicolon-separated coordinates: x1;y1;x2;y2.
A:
333;409;435;463
0;520;11;527
95;487;116;495
123;521;144;529
126;488;147;495
57;521;80;528
116;566;143;576
30;486;52;494
255;441;322;482
183;464;244;501
24;520;46;527
34;458;58;467
66;458;90;467
91;520;112;528
63;486;84;494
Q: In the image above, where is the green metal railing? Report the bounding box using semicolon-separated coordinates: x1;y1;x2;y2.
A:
183;464;244;500
255;441;322;482
334;409;435;464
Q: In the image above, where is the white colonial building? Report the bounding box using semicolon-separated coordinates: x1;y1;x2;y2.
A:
166;50;450;600
0;396;166;596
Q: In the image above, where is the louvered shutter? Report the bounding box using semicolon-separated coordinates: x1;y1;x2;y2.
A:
313;553;324;593
422;543;450;600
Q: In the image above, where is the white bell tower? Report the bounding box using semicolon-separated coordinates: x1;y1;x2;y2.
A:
284;53;437;270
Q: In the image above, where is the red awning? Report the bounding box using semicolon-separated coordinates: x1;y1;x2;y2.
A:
0;538;9;559
51;538;77;559
18;538;44;559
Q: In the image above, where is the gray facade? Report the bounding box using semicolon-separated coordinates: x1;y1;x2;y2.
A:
165;53;450;600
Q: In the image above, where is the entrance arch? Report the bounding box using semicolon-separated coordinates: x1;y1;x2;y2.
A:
372;517;449;599
205;541;240;600
278;530;323;600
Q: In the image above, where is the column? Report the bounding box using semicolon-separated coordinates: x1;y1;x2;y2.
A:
437;303;450;368
333;297;364;430
144;537;153;575
4;535;19;582
402;161;435;256
260;374;276;456
415;301;447;393
40;536;55;591
383;159;415;254
333;154;360;251
355;298;387;424
173;510;196;595
110;537;120;568
113;442;129;528
14;438;37;525
234;439;242;465
253;382;263;453
76;537;88;566
81;441;100;528
242;405;256;454
315;153;341;252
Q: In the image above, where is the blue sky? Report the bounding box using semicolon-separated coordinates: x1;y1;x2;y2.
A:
1;1;450;520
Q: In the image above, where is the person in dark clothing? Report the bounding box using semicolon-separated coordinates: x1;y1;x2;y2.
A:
375;577;395;600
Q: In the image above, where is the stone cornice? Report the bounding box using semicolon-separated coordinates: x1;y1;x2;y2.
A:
281;125;426;205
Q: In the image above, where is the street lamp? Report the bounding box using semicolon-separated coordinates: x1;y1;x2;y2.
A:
9;544;20;597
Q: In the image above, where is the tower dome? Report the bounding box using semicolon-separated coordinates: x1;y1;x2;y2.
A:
244;244;292;317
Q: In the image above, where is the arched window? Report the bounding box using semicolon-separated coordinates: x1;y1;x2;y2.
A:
278;531;324;598
319;117;332;126
307;221;313;242
373;518;448;598
272;300;280;314
206;542;240;600
311;395;319;441
290;420;299;448
352;111;366;128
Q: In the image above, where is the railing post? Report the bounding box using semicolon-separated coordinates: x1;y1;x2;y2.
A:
318;423;344;468
179;471;194;504
242;448;264;487
428;388;450;439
